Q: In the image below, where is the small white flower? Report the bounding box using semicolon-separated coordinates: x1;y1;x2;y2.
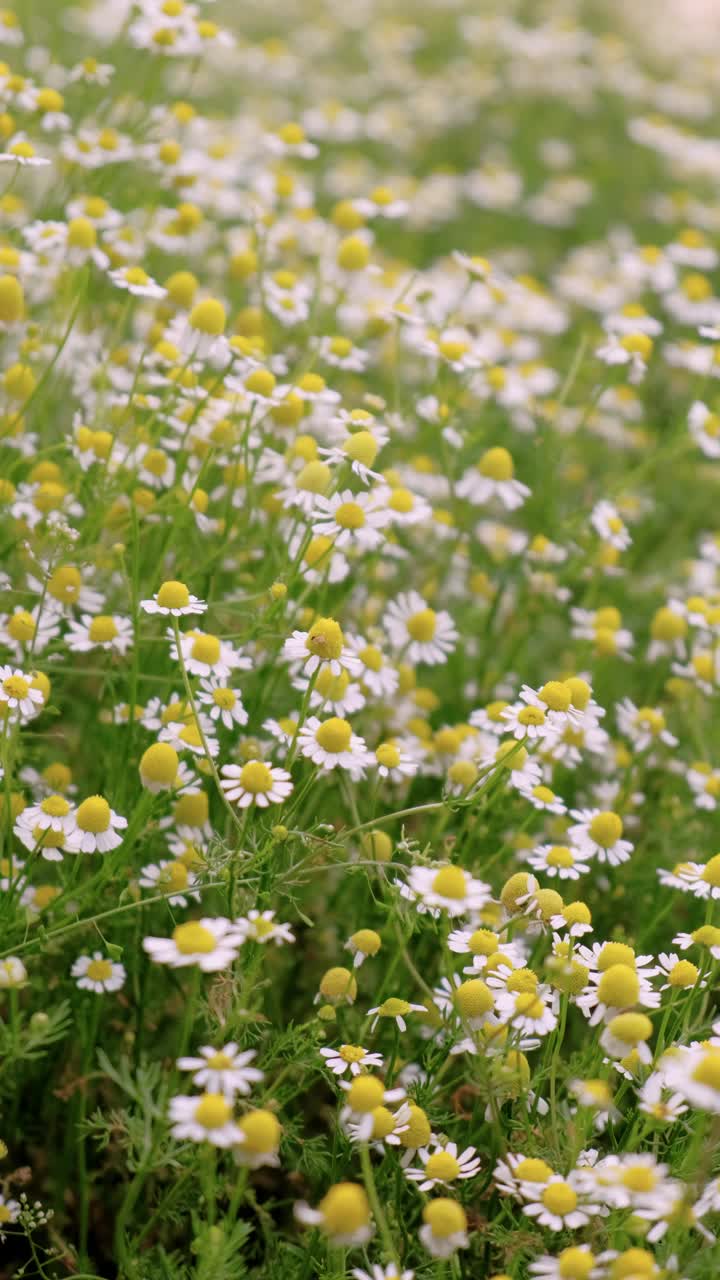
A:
405;1142;481;1192
169;1092;244;1147
143;919;244;971
220;761;293;808
72;951;126;994
319;1045;384;1076
235;910;295;946
176;1044;263;1098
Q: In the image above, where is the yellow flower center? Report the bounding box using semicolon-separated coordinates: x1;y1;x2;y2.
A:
431;866;467;898
315;718;352;753
702;854;720;887
542;1182;577;1215
41;794;70;817
7;611;35;643
515;1157;553;1182
76;795;111;833
156;580;190;610
213;687;236;710
194;1093;232;1128
597;965;640;1007
693;1050;720;1089
157;860;189;892
238;761;273;794
339;1044;366;1063
88;615;119;643
557;1247;596;1279
479;447;513;481
206;1051;234;1070
86;959;113;982
347;1075;385;1112
454;979;493;1018
376;743;400;769
406;608;437;642
239;1109;281;1153
377;997;411;1017
518;705;546;726
334;501;365;530
423;1198;466;1238
588;810;623;847
306;617;344;661
190;634;221;665
319;1183;370;1235
172;922;217;955
425;1151;461;1181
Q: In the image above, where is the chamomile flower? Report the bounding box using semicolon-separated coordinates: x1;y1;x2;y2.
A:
176;1044;263;1098
138;859;201;907
367;997;427;1032
404;1142;481;1191
140;580;207;617
66;795;127;853
526;844;591;880
220;760;293;808
109;265;166;298
71;951;126;994
311;489;389;551
320;1045;384;1076
385;591;458;666
456;447;530;510
66;613;133;654
0;667;45;719
404;863;491;917
418;1198;469;1259
235;910;295;945
297;716;371;777
339;1075;406;1141
196;678;248;729
169;1093;243;1147
282;617;362;678
295;1183;374;1247
142;919;243;971
568;809;634;866
523;1174;602;1232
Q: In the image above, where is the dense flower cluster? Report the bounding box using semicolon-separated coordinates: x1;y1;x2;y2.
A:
1;0;720;1275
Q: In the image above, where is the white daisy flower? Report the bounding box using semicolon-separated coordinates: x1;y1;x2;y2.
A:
319;1045;385;1076
235;910;295;946
140;581;207;617
142;919;244;971
367;997;427;1033
385;591;458;666
169;1093;244;1147
66;794;127;854
138;859;201;908
404;864;491;917
71;951;126;994
220;760;293;808
568;809;634;866
0;666;45;719
176;1044;263;1098
418;1199;469;1259
295;1184;374;1247
404;1142;481;1192
282;617;362;678
526;843;591;880
523;1173;603;1232
456;447;530;510
109;265;166;298
65;613;134;654
297;716;371;778
311;488;389;552
171;630;247;679
196;678;248;729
